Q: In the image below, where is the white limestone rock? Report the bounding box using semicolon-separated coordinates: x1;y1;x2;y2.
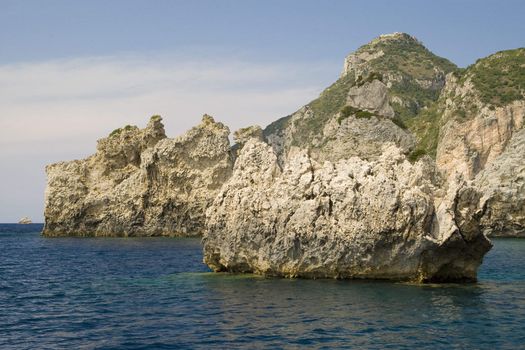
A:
436;73;525;181
474;129;525;237
203;138;491;282
43;115;233;237
18;217;32;224
346;80;395;118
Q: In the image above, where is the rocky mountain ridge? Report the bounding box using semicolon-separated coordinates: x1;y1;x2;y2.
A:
43;33;525;281
263;32;457;164
43;115;233;236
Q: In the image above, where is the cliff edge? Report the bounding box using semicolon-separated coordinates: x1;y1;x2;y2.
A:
42;32;525;281
43;115;233;236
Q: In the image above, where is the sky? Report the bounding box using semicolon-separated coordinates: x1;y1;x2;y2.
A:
0;0;524;222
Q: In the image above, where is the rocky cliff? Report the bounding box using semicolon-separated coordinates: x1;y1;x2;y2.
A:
203;137;491;281
435;49;525;236
200;34;524;280
436;50;525;180
474;128;525;237
43;33;525;281
264;32;456;164
43;115;233;236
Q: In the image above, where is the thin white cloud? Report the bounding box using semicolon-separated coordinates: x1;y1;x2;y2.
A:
0;53;339;221
0;55;336;150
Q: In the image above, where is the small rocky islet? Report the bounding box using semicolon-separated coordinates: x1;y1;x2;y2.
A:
43;33;525;282
18;217;32;224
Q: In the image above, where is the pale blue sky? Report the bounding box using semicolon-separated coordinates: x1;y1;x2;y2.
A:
2;0;525;66
0;0;524;222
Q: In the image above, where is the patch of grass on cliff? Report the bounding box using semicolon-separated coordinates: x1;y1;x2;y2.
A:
365;35;457;80
408;148;427;163
355;110;375;119
308;73;356;123
464;48;525;106
337;106;380;124
405;103;443;158
358;34;457;123
277;72;356;147
109;124;137;137
337;105;358;124
355;71;383;87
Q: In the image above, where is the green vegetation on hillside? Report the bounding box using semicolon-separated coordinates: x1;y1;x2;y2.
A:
355;71;383;87
359;34;457;125
308;73;356;124
464;48;525;106
364;34;457;80
264;114;292;138
109;125;137;137
297;73;355;146
264;72;357;144
264;34;458;149
405;103;443;158
268;72;357;148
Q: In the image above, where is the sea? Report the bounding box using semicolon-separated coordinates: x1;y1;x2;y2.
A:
1;223;524;349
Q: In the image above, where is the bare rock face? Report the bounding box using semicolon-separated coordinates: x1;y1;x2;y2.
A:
203;138;491;282
317;110;414;162
474;129;525;237
265;105;415;166
433;49;525;237
43;115;233;236
233;125;264;145
18;217;32;224
347;80;395;118
436;74;525;180
263;32;454;165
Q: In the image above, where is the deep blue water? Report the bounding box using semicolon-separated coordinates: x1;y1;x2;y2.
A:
1;224;524;349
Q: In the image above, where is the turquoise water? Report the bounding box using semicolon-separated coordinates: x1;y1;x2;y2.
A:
1;224;524;349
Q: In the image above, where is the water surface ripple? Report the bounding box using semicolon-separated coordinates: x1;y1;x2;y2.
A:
1;224;524;349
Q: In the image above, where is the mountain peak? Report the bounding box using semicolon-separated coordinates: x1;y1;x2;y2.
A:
374;32;420;43
341;32;455;80
353;32;424;58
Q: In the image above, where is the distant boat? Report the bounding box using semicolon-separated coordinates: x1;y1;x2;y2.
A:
18;217;32;224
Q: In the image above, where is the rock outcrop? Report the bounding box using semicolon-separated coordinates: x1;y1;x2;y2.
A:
18;217;32;224
203;137;491;282
43;115;233;237
44;32;525;282
436;75;524;181
263;32;456;164
474;129;525;237
434;49;525;236
346;79;395;118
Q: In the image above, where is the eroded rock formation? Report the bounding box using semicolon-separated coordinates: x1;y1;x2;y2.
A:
474;129;525;237
43;33;525;281
436;75;524;180
43;115;233;236
435;49;525;236
203;137;491;282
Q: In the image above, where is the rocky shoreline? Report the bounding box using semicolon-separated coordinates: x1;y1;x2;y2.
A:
43;33;524;282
